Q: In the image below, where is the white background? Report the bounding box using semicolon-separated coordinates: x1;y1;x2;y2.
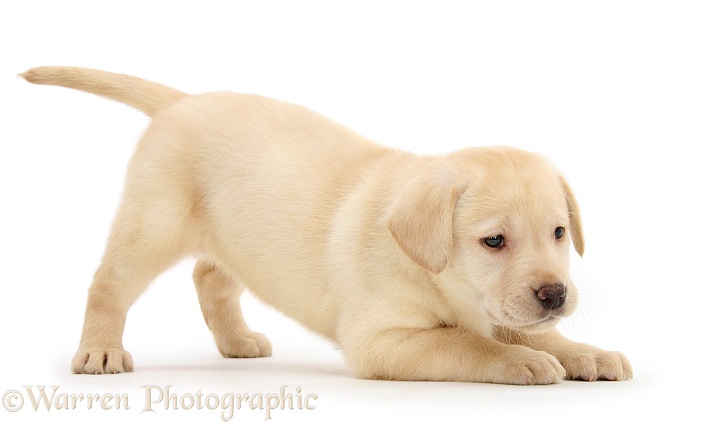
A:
1;1;722;422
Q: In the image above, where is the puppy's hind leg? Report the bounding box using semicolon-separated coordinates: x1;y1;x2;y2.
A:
193;260;272;358
71;188;191;374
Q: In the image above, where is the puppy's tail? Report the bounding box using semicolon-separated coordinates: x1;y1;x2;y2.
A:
20;66;187;117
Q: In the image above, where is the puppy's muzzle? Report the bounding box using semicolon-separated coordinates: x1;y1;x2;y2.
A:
536;283;566;310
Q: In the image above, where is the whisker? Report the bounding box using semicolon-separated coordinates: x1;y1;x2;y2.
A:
562;257;608;340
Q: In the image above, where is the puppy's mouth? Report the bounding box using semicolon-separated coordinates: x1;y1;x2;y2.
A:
493;309;562;330
519;313;560;329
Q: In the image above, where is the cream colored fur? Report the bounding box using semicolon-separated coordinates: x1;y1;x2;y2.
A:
21;66;632;384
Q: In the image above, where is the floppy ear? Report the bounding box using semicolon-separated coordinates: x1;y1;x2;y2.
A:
386;162;468;274
560;176;585;257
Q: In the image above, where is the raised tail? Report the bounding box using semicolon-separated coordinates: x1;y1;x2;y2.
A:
20;66;188;117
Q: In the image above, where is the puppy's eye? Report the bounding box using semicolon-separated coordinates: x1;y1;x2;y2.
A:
482;235;505;248
554;227;565;239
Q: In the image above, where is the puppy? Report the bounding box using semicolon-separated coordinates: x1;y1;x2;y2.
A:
21;67;632;384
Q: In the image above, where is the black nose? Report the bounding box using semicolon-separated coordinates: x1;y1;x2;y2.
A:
536;283;566;310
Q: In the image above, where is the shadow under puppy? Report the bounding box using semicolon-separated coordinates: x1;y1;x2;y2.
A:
22;66;632;384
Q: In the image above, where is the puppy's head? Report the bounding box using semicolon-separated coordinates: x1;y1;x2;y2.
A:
387;147;584;332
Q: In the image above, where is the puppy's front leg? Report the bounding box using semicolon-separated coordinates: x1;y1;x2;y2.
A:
342;326;565;385
495;327;633;381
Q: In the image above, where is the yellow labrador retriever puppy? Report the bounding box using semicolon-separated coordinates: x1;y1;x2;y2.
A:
22;67;632;384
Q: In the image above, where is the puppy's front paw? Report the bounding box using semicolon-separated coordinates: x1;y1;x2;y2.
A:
558;347;633;381
217;331;272;358
491;346;566;385
72;347;134;374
